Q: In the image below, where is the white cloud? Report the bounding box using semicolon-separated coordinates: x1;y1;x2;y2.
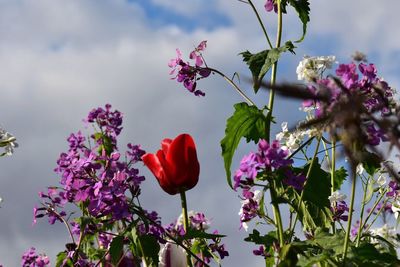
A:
1;0;400;266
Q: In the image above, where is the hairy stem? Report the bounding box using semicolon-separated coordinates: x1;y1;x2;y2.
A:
342;168;357;261
180;190;193;267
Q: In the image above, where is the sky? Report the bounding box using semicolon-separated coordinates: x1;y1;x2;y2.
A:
1;0;400;266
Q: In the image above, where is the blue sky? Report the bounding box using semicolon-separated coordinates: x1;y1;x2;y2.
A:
0;0;400;266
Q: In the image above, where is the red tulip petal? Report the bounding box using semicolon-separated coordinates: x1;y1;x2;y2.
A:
166;134;199;190
161;138;172;155
156;149;178;195
142;153;165;181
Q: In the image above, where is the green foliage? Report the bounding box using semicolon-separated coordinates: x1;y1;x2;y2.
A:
55;251;73;267
131;227;160;267
290;160;333;231
362;150;381;176
184;228;225;240
240;41;296;92
109;235;124;265
334;167;347;190
244;229;277;246
281;0;310;42
221;102;270;188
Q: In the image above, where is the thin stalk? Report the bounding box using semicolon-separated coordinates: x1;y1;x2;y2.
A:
266;0;283;129
361;190;387;232
207;67;256;106
269;181;284;246
342;169;357;262
356;177;370;247
266;1;284;249
365;198;389;233
247;0;273;48
180;190;193;267
289;137;321;240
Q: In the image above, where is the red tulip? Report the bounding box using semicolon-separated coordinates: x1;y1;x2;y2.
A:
142;133;200;195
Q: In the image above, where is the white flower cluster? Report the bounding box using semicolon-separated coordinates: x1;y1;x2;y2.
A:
328;190;347;205
276;122;307;153
296;55;336;82
0;127;18;156
369;224;397;245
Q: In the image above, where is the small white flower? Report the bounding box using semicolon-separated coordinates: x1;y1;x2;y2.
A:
356;163;364;176
296;55;336;82
370;224;396;244
0;128;18;156
392;200;400;220
0;196;2;206
328;190;347;205
376;174;387;187
275;122;306;152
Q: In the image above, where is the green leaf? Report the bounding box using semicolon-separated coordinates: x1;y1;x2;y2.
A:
138;235;160;267
110;235;124;265
290;161;333;231
184;228;225;240
221;103;270;188
362;150;381;176
240;41;296;92
333;167;347;191
56;251;73;267
244;229;277;246
287;0;310;42
348;242;400;266
302;159;331;209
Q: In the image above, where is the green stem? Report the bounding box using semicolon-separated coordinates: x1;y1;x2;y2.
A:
247;0;273;48
180;190;193;267
267;1;284;249
356;177;370;246
363;193;388;233
207;67;256;106
289;137;321;240
342;169;357;262
269;182;284;246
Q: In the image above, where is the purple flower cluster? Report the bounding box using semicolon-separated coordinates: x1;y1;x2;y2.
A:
387;180;400;198
137;210;165;242
165;211;229;263
234;140;304;191
238;190;262;230
34;104;146;225
331;201;349;222
21;248;50;267
169;40;211;96
253;245;270;258
304;62;395;146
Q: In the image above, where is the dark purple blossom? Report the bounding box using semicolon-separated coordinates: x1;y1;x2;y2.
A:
239;190;262;230
331;201;349;222
283;170;306;191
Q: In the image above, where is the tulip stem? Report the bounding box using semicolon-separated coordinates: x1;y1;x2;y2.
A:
180;190;193;267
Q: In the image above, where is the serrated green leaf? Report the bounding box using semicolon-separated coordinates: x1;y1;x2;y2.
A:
288;0;310;42
221;103;270;188
240;42;296;92
110;235;124;265
348;243;400;266
333;167;347;191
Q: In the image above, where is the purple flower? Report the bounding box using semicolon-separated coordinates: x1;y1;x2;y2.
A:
169;41;211;96
233;152;262;190
264;0;278;13
351;220;368;238
331;201;349;222
258;140;293;170
387;180;400;198
238;190;262;231
21;247;50;267
283;170;306;191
